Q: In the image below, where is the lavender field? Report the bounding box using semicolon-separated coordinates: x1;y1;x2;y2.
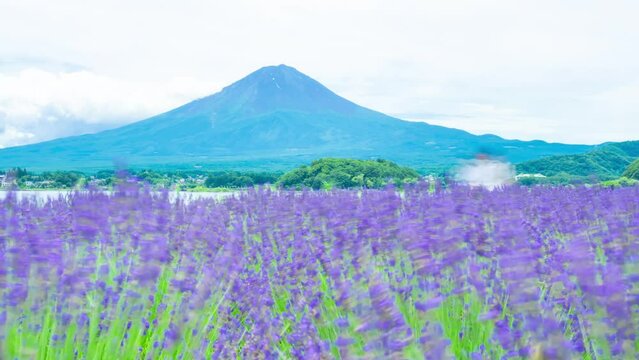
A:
1;182;638;359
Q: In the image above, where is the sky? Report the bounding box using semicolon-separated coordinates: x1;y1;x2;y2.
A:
0;0;638;148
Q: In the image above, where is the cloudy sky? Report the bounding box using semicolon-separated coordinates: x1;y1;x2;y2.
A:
1;0;638;148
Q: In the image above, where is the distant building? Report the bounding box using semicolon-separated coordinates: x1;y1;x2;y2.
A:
88;179;103;186
0;174;14;188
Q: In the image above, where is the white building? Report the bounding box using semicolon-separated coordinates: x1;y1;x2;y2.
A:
0;174;14;188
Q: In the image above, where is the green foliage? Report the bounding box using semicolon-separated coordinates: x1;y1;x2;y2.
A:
43;171;82;188
600;177;639;187
9;167;28;178
516;140;639;179
623;158;639;180
278;158;420;189
516;176;545;186
204;171;278;188
516;173;592;186
1;168;282;190
14;170;82;188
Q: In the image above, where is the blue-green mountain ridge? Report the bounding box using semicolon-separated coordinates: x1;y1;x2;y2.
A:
517;141;639;179
0;65;592;172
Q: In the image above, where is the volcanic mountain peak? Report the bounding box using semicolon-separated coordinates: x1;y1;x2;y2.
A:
227;64;320;92
195;64;359;116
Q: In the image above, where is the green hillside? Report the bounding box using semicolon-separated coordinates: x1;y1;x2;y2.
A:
278;158;419;189
516;141;639;179
623;158;639;180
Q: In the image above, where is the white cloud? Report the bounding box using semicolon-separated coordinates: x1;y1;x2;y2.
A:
0;125;35;148
0;68;218;148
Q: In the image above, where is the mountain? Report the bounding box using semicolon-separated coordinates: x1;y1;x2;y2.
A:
516;141;639;179
0;64;592;173
623;158;639;180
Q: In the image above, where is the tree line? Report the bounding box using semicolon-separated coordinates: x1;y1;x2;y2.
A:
4;155;637;190
1;158;420;190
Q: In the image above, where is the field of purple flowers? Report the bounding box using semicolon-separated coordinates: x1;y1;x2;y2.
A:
1;182;638;359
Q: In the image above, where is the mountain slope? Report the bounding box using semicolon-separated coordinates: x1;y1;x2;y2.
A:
516;141;639;179
0;65;592;172
623;158;639;180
